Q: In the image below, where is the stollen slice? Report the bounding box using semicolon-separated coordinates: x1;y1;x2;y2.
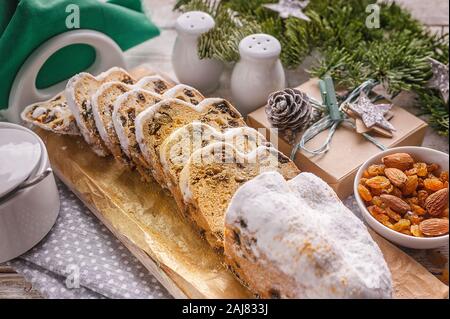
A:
178;142;300;250
160;122;269;213
162;84;205;105
135;98;246;188
21;93;79;136
91;76;173;164
112;88;163;182
65;67;135;156
224;171;393;299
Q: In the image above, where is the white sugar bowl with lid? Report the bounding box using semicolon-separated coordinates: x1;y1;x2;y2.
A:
231;33;286;115
0;122;59;263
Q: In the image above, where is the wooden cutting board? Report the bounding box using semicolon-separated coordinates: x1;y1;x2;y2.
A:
35;66;448;299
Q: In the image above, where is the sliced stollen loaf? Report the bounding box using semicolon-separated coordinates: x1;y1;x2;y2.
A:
179;142;300;250
135;98;246;188
160;122;269;213
91;76;172;164
21;93;79;135
224;171;393;299
65;67;135;156
112;88;163;182
162;84;205;105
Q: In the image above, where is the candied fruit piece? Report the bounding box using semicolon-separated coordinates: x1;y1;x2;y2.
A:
411;225;423;237
424;178;444;192
367;164;385;177
414;163;428;177
400;229;412;236
358;184;372;202
363;170;370;178
366;176;391;189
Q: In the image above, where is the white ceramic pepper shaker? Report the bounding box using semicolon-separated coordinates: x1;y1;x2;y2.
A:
172;11;224;94
231;34;286;115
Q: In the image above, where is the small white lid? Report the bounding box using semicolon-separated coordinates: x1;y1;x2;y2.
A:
0;127;42;198
175;11;215;35
239;33;281;59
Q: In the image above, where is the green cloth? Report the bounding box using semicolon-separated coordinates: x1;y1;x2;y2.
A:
0;0;160;109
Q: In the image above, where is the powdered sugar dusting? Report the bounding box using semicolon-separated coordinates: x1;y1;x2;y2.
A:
225;171;393;298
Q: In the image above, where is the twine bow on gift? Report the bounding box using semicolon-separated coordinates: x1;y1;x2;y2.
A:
290;76;388;159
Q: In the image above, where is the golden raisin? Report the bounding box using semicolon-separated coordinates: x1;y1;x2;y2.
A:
381;184;394;194
363;170;370;178
358;184;373;202
414;163;428;177
366;176;391;189
405;212;424;225
391;187;403;198
393;219;411;232
440;171;449;182
424;178;444;192
402;175;418;196
385;207;401;222
411;225;423;237
371;196;384;207
359;178;368;185
417;190;429;206
405;168;418;176
410;204;426;216
427;163;439;173
367;164;385;177
406;197;419;205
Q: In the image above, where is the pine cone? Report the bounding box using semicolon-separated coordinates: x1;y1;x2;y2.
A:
265;88;312;131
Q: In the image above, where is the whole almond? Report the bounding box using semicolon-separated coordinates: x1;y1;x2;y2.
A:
380;194;411;213
382;153;414;171
425;188;449;216
419;218;449;237
385;168;407;187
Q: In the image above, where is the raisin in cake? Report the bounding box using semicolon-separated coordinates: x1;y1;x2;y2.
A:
21;93;79;135
112;88;163;182
162;84;205;105
65;67;135;156
135;98;246;188
178;142;300;250
224;171;393;299
160;122;268;213
92;76;172;164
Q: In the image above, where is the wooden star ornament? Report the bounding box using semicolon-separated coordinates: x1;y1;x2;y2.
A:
263;0;310;21
347;92;396;133
427;57;449;104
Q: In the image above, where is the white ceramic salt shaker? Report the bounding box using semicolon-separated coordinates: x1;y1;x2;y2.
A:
231;34;286;115
172;11;224;94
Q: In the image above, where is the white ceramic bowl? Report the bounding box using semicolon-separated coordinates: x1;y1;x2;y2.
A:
0;122;60;263
354;146;449;249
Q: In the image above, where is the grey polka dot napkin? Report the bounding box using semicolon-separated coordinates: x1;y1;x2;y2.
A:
9;180;172;299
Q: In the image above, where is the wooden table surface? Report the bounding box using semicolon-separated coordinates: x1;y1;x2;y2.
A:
1;0;448;299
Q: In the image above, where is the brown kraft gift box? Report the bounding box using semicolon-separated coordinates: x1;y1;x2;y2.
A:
247;78;428;199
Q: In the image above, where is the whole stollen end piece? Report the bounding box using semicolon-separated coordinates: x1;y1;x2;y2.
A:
265;88;313;131
224;171;393;299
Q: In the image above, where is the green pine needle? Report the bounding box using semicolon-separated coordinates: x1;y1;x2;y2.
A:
174;0;449;135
